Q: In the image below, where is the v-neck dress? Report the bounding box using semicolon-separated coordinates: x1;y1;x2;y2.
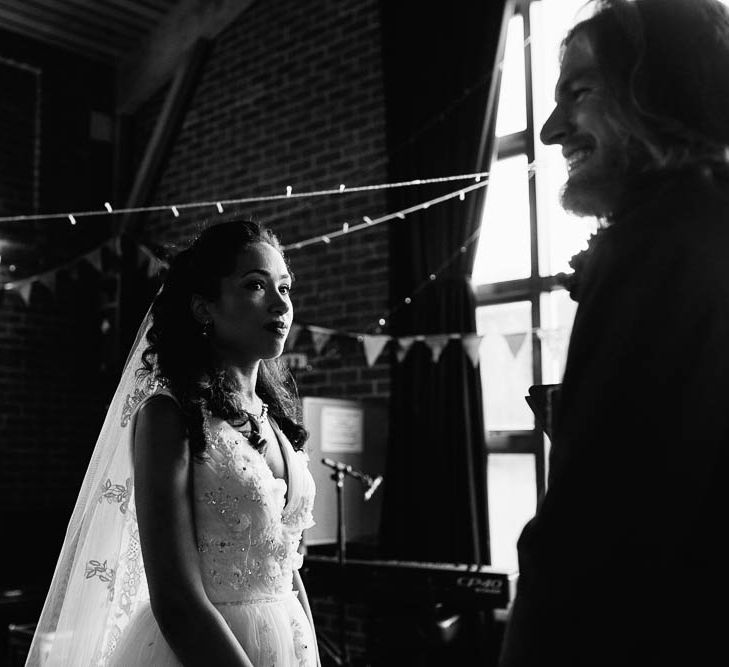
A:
109;392;317;666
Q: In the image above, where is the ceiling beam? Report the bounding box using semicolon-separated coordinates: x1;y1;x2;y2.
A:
7;0;147;44
100;0;168;23
117;0;257;113
57;0;156;30
116;38;212;236
0;9;121;60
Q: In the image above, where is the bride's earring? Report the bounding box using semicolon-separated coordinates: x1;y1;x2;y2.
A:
202;320;213;338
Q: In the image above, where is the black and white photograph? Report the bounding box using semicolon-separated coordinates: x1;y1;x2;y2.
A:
2;1;729;665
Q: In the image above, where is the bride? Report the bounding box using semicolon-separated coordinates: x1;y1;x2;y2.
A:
27;221;320;666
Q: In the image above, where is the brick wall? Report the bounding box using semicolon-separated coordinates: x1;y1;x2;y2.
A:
127;2;391;658
1;0;391;660
132;0;390;402
0;30;114;586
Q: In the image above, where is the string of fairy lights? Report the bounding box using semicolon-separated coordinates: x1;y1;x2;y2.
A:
0;163;541;339
0;170;499;225
1;27;542;341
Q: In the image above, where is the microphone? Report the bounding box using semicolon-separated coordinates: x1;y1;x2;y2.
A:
321;458;383;501
321;457;351;473
364;475;383;502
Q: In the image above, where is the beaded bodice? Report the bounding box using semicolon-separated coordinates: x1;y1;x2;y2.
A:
195;413;315;604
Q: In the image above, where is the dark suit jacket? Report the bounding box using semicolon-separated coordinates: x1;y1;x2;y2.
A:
500;168;729;666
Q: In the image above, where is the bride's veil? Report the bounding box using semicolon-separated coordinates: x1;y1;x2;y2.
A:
26;308;159;666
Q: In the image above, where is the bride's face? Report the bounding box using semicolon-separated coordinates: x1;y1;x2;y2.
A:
205;242;293;366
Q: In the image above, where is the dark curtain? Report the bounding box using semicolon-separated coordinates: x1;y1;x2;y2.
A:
379;0;510;565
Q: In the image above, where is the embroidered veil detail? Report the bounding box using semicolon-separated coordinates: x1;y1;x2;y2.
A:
26;310;157;666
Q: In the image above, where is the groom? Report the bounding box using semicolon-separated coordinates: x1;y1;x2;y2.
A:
500;1;729;665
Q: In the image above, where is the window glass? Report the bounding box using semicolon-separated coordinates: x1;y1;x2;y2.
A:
495;14;527;137
488;453;537;570
530;0;598;276
472;155;532;285
476;301;534;432
539;289;577;384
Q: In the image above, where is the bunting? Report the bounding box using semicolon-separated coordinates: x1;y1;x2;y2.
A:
362;335;390;367
309;326;332;355
396;336;416;363
85;248;102;273
285;322;303;352
427;334;451;363
17;281;33;306
1;238;163;307
0;235;571;371
461;334;484;368
504;331;528;358
37;272;56;295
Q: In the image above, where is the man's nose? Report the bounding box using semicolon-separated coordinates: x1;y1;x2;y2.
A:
540;105;569;146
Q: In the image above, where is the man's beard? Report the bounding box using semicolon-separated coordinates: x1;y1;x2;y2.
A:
560;157;628;218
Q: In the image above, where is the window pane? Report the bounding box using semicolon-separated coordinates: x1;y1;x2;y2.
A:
472;155;532;285
495;14;527;137
476;301;534;432
539;289;578;480
539;289;577;384
488;453;537;570
530;0;598;276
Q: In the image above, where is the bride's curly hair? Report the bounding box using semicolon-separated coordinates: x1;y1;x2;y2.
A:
139;220;307;456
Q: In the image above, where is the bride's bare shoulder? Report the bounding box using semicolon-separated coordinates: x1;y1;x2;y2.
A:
134;392;188;460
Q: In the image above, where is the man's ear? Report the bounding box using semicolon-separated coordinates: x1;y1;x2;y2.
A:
190;294;212;325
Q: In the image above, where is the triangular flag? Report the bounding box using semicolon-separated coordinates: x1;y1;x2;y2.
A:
362;334;390;367
425;334;450;363
285;323;303;352
461;334;484;368
17;281;33;305
538;327;570;361
504;332;527;358
396;336;415;363
86;248;103;273
136;246;148;269
147;256;163;278
37;272;57;295
107;237;122;258
309;327;332;355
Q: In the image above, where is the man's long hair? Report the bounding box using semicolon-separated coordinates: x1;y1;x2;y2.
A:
567;0;729;172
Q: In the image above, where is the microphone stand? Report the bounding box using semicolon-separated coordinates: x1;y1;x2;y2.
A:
321;458;383;667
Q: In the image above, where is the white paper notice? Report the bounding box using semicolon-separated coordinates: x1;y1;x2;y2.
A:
321;405;364;453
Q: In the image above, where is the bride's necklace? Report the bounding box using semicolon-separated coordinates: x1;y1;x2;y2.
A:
250;402;268;422
229;401;269;452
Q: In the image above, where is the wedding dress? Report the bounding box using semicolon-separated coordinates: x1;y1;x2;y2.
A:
26;312;317;666
108;392;318;665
